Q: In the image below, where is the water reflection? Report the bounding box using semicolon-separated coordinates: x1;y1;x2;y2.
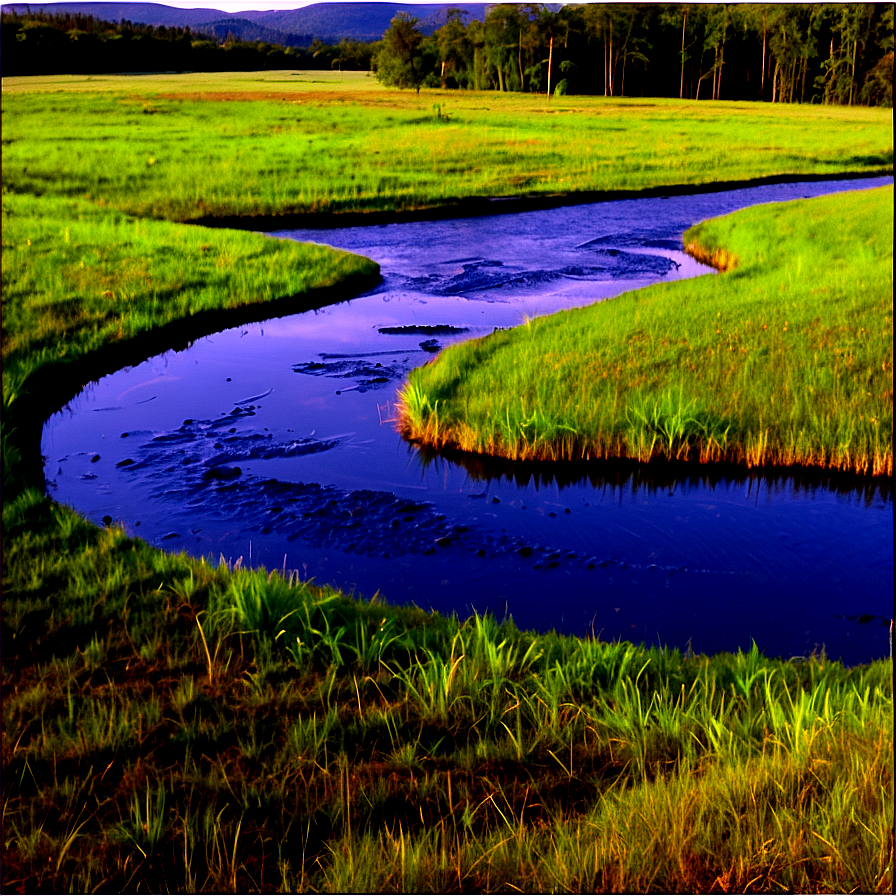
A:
413;443;893;506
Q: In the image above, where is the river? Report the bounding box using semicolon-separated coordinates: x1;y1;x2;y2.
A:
41;177;894;664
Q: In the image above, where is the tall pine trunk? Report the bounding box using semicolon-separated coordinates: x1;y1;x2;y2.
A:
712;47;719;99
547;34;553;97
608;19;614;96
718;43;724;99
680;9;687;99
603;35;608;95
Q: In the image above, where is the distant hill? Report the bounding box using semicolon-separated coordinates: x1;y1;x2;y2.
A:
3;3;226;29
183;16;314;47
0;2;495;44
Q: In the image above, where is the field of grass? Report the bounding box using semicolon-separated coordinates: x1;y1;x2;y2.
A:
2;72;894;893
2;72;892;223
398;185;894;477
3;490;892;892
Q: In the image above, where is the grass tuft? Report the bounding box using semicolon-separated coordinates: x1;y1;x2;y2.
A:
399;186;893;477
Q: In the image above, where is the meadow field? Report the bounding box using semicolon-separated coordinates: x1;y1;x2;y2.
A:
2;71;892;223
1;72;893;893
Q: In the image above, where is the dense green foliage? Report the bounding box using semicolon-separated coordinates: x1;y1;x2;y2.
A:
375;11;426;90
0;10;375;75
375;2;894;104
399;186;894;477
1;72;893;893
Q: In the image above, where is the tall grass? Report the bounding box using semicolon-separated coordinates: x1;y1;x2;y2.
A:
2;73;891;223
2;71;893;892
399;185;893;476
3;482;892;891
4;497;890;892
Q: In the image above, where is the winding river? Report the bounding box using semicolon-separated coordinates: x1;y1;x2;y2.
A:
42;178;893;665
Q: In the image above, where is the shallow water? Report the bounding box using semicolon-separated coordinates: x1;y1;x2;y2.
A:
42;178;894;664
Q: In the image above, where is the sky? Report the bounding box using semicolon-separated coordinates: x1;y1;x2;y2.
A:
183;1;415;9
146;1;406;9
74;1;476;11
43;1;607;13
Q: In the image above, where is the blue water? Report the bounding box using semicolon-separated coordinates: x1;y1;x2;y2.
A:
42;178;894;664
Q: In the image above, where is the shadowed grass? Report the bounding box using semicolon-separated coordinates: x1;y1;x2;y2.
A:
3;493;891;891
399;185;893;477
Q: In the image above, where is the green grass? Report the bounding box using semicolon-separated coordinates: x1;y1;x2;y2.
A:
2;72;894;892
0;192;378;487
2;491;892;891
399;185;893;477
2;72;892;222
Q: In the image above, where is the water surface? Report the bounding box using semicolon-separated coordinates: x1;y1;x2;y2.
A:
42;178;893;664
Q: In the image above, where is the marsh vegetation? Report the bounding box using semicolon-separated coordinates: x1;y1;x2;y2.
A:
398;185;893;477
2;72;893;893
2;497;892;892
2;72;892;224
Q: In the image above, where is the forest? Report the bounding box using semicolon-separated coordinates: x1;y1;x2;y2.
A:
0;10;374;75
376;3;894;105
2;4;892;106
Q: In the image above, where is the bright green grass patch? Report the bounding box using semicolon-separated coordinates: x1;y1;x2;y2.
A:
399;185;893;476
1;192;376;391
2;72;892;222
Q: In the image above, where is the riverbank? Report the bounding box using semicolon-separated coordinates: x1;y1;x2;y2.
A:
191;170;893;231
2;74;893;893
39;179;892;664
1;194;380;491
398;185;893;478
3;484;893;892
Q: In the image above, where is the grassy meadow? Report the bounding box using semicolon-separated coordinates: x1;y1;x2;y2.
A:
2;504;892;892
399;185;894;477
2;72;894;892
2;71;892;222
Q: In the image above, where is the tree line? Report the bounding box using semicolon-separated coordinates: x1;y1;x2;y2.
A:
375;3;893;106
0;10;374;76
2;5;892;107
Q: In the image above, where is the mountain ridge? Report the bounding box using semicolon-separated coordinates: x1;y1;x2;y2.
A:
0;2;495;44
